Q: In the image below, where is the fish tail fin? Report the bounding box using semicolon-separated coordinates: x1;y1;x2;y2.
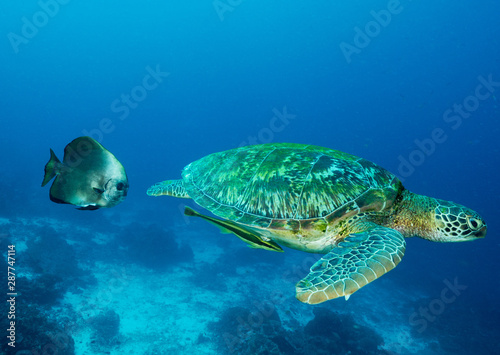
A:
41;149;61;187
184;206;198;217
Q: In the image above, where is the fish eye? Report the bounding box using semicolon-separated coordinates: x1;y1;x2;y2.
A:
116;182;125;191
467;216;482;230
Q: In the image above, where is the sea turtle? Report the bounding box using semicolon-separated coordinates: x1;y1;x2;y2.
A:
147;143;486;304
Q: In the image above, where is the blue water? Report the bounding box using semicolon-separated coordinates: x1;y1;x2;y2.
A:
1;1;499;354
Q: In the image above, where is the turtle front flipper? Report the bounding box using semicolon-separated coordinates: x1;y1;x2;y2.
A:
296;225;406;304
147;180;190;198
184;207;283;252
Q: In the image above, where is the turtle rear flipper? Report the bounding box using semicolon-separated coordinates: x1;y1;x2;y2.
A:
296;225;406;304
147;180;190;198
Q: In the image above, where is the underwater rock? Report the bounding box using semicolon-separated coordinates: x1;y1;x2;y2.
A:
302;307;384;355
26;225;84;279
1;299;75;354
17;274;64;306
304;307;355;338
209;305;286;354
88;309;121;350
209;304;385;354
22;225;95;304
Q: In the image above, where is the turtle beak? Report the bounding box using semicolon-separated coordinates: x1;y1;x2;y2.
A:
474;225;487;239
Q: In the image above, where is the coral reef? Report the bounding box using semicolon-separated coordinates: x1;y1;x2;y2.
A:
1;299;75;355
209;305;384;354
17;274;64;306
88;309;121;350
209;305;285;354
22;225;95;303
301;307;384;354
26;226;85;278
207;305;384;355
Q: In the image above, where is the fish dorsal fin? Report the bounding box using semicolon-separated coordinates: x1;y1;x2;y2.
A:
62;136;105;167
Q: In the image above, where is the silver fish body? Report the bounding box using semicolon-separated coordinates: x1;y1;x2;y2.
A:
42;136;129;210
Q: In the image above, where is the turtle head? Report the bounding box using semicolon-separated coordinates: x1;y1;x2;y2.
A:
431;199;487;242
394;191;486;242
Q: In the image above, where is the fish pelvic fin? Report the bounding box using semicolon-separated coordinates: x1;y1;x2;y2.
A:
41;149;62;187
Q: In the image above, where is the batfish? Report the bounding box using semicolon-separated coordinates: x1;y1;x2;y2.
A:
42;136;129;210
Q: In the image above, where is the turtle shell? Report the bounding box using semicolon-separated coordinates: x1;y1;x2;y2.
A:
182;143;402;230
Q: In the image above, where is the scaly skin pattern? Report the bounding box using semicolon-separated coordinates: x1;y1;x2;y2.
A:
294;191;486;303
150;143;486;249
295;221;406;304
147;179;189;198
147;143;487;303
181;143;400;249
385;189;487;242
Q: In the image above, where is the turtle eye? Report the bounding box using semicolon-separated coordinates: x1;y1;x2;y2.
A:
467;216;482;230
